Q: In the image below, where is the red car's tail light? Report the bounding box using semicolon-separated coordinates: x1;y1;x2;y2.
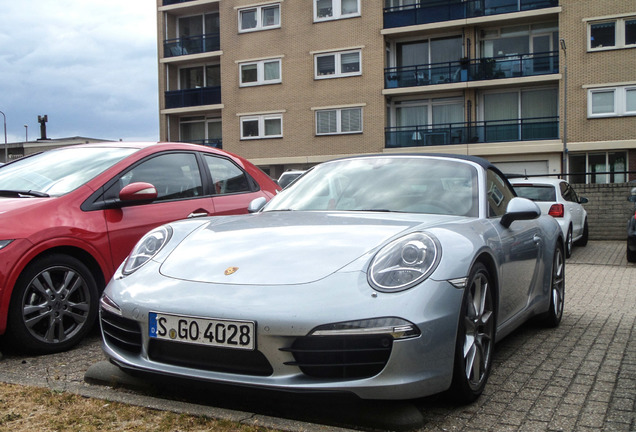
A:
548;203;565;218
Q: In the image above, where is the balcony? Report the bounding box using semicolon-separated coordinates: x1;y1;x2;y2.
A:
384;0;558;29
165;86;221;109
163;0;196;5
385;51;558;89
385;116;559;148
164;33;220;58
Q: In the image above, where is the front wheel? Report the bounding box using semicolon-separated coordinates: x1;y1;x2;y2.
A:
7;254;99;354
449;263;496;404
538;244;565;327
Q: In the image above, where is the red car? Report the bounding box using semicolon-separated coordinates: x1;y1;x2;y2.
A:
0;142;280;353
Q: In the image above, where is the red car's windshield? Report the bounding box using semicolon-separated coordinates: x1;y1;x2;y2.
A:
0;147;137;196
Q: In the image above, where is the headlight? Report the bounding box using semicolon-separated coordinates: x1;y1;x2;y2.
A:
0;240;14;250
368;232;440;292
122;225;172;276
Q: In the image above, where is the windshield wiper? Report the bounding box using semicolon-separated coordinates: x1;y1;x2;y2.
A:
0;190;50;198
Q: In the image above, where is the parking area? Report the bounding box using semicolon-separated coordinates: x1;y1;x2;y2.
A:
0;241;634;432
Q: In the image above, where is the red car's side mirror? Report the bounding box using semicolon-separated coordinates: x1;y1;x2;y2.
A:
119;182;158;202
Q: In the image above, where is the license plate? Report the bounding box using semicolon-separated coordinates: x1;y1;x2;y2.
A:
149;312;255;350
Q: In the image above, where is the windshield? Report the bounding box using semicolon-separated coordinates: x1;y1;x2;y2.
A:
514;185;556;202
265;157;479;217
0;146;137;196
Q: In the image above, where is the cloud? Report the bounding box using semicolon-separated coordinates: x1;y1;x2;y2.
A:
0;0;159;142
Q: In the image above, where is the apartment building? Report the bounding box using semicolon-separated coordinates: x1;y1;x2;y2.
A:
156;0;636;182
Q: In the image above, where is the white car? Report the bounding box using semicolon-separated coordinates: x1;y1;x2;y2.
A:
277;170;305;189
512;177;588;257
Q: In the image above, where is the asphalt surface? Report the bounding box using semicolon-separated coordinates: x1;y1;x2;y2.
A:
0;240;634;431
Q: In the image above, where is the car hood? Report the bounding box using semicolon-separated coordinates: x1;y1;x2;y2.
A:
160;211;456;285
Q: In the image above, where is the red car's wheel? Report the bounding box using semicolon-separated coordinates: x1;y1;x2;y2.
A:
7;254;99;354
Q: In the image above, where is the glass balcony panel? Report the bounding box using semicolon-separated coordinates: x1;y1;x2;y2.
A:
165;87;221;109
384;52;558;89
164;33;220;58
384;117;558;148
384;0;558;29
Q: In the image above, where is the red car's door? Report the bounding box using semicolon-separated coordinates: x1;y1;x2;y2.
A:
103;152;214;270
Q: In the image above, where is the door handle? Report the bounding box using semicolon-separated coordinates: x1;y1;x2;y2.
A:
187;211;209;218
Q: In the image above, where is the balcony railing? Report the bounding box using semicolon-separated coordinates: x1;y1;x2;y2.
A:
181;139;223;149
384;0;558;29
385;116;559;148
165;86;221;109
385;51;558;89
164;33;220;58
163;0;196;5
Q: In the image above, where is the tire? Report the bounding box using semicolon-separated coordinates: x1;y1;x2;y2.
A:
449;263;496;404
7;254;99;354
538;244;565;327
565;227;573;258
574;219;588;247
627;244;636;263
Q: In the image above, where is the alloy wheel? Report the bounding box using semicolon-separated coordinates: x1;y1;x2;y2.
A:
462;271;495;390
21;265;91;344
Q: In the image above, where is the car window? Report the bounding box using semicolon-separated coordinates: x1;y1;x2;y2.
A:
107;153;203;202
203;155;252;194
561;182;578;202
514;185;557;202
487;169;515;217
0;147;136;196
266;157;479;216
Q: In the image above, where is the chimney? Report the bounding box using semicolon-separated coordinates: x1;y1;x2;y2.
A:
38;115;49;140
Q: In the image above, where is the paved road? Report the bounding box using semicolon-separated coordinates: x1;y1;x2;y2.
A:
0;241;634;431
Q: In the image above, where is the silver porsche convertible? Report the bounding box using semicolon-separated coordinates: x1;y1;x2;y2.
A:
100;154;564;402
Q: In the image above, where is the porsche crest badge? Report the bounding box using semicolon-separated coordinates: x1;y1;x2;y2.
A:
224;266;239;276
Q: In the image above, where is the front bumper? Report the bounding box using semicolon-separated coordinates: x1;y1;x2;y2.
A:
100;264;464;400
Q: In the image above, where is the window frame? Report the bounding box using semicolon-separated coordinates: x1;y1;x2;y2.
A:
239;58;282;87
587;16;636;51
240;114;283;140
238;3;281;33
315;107;363;136
313;0;360;22
314;49;362;79
588;85;636;118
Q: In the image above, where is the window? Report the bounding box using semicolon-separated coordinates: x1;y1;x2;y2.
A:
486;169;515;217
588;17;636;50
179;64;220;89
569;152;627;184
179;117;222;147
203;155;252;194
315;50;361;79
239;59;281;86
109;153;203;201
588;86;636;118
316;107;362;135
314;0;360;21
240;114;282;140
239;4;280;32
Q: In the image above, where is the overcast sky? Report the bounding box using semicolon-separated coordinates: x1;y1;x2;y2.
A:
0;0;159;143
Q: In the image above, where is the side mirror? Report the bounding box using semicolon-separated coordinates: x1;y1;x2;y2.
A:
579;196;589;204
248;196;267;213
119;182;158;203
501;197;541;228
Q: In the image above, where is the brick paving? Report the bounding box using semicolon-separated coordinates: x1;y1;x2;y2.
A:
415;241;636;431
